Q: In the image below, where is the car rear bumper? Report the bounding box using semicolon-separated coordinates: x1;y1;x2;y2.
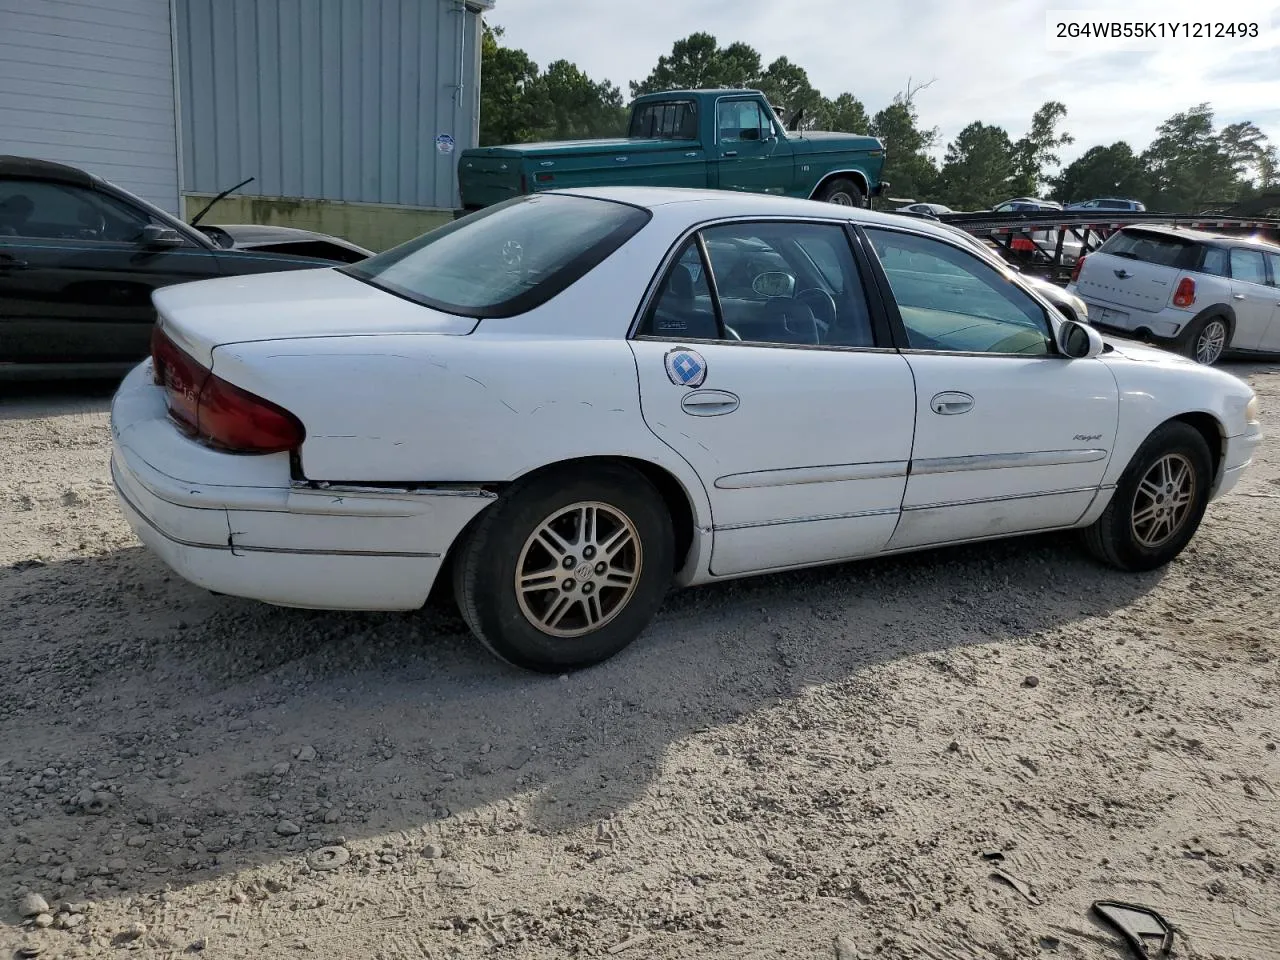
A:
1065;290;1188;341
110;362;493;611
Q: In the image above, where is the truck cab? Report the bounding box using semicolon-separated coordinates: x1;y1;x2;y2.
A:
457;89;887;214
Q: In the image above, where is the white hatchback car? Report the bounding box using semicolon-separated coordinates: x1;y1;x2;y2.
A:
1068;224;1280;364
111;188;1262;672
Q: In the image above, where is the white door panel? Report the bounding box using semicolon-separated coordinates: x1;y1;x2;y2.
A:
1262;253;1280;351
892;354;1120;549
891;491;1098;549
1228;248;1273;350
629;341;916;577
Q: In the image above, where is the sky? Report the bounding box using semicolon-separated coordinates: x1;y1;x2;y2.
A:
489;0;1280;169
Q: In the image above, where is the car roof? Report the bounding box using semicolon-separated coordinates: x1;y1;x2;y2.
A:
552;186;975;240
1117;222;1280;250
0;154;95;187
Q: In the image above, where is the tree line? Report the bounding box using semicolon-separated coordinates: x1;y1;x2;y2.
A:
480;28;1279;215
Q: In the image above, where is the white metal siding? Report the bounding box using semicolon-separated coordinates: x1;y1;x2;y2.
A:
0;0;180;212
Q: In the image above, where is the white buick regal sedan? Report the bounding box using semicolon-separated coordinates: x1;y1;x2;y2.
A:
111;187;1263;672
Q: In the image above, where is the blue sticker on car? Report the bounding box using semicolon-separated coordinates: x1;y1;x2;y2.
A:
664;348;707;388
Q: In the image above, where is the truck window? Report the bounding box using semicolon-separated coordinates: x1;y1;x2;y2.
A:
629;100;698;140
717;99;772;143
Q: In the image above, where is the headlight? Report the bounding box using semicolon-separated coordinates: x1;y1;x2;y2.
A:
1246;394;1259;425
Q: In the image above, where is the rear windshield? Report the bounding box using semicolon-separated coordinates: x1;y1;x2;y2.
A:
629;100;698;140
340;194;650;319
1100;229;1198;268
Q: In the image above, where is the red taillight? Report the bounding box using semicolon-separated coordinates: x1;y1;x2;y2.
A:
1070;254;1087;284
535;172;554;183
1172;276;1196;308
150;327;305;454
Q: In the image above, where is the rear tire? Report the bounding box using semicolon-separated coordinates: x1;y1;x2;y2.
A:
452;464;674;672
1083;421;1213;571
815;178;866;208
1178;313;1230;365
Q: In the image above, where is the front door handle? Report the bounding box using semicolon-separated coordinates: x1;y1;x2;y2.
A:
1232;293;1246;300
681;389;740;417
723;150;738;158
931;391;974;415
0;255;29;271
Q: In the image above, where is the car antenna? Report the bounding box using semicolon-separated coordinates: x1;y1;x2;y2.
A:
189;176;256;227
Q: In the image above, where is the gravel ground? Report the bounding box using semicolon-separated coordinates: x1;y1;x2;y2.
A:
1;364;1277;960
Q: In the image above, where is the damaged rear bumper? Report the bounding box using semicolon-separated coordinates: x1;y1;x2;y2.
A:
109;363;493;611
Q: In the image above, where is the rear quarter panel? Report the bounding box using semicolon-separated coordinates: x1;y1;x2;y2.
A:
206;333;714;531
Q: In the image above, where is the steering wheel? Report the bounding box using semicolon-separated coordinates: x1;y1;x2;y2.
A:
76;207;106;240
794;288;837;338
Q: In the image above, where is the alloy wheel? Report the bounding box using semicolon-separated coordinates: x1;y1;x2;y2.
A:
1130;453;1196;548
514;501;643;638
1195;319;1227;364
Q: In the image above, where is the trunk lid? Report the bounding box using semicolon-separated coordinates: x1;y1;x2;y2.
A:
1075;229;1199;313
152;268;477;367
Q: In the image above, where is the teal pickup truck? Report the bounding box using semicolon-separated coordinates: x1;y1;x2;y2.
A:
457;88;888;214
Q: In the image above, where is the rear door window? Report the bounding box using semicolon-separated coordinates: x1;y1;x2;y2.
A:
341;194;650;318
1229;248;1267;285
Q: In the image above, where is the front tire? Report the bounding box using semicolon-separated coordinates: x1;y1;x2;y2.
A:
452;464;674;672
1083;421;1213;571
1179;313;1230;365
815;177;866;208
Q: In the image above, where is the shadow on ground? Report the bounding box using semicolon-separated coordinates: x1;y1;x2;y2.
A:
0;526;1164;912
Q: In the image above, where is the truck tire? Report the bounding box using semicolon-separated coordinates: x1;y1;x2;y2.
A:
815;178;866;208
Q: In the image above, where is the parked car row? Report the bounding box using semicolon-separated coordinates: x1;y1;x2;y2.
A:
0;155;371;380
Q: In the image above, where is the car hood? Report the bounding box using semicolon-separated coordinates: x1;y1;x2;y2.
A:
1098;335;1197;365
152;267;477;368
197;223;374;256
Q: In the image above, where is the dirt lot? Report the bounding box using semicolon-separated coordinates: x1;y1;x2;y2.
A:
1;363;1277;960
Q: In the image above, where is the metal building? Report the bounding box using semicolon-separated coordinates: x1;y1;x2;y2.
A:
0;0;494;247
0;0;181;212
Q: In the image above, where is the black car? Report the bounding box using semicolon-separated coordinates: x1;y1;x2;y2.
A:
0;156;372;380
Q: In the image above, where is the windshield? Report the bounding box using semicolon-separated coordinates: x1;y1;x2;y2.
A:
340;194;650;318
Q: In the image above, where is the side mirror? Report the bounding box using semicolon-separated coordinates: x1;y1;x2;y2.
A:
139;223;184;248
1057;318;1104;359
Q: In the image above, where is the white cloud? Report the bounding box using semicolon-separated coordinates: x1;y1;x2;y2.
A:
488;0;1280;168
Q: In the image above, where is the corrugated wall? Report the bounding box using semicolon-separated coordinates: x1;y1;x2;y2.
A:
176;0;482;210
0;0;180;212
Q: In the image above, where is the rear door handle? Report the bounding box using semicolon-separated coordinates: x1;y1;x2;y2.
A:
931;391;974;415
1232;293;1246;300
723;150;738;157
0;255;29;271
681;389;740;417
